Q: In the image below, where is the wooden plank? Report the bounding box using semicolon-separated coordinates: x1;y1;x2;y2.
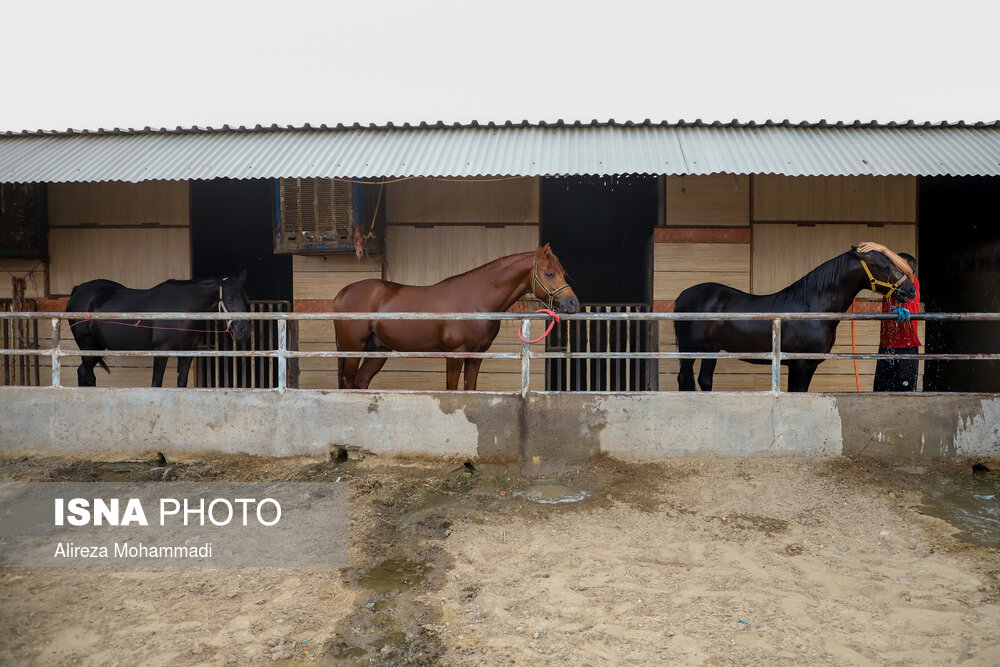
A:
666;174;750;226
385;225;538;286
292;254;383;273
751;223;916;295
48;228;191;295
654;243;750;272
653;271;750;301
292;270;382;300
386;177;539;223
752;175;916;222
49;181;190;226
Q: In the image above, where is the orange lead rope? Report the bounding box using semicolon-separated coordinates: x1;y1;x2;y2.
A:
851;299;861;391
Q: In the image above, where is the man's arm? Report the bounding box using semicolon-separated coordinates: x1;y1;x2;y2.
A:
857;241;915;281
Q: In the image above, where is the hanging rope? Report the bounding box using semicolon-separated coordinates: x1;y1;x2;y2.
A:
851;299;861;391
69;316;235;340
518;309;560;344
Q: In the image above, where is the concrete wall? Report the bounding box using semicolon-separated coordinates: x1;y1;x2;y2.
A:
2;388;998;462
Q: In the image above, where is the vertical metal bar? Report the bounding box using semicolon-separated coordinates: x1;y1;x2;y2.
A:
520;319;531;397
33;318;39;386
771;318;782;394
50;318;61;388
277;318;287;393
2;310;10;385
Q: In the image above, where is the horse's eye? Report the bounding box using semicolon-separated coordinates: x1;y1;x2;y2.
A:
545;272;555;279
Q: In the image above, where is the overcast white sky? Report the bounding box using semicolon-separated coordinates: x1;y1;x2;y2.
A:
3;0;998;132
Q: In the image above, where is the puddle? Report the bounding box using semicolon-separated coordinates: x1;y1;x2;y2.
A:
334;558;434;662
359;557;431;595
921;469;1000;548
514;480;591;504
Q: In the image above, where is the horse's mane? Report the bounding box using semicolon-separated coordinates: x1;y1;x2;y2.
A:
763;249;860;309
787;250;857;292
153;277;224;288
437;251;534;284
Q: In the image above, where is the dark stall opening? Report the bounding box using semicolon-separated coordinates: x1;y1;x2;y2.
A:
919;176;1000;392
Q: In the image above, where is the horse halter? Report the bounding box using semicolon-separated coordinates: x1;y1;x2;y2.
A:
218;279;234;332
860;259;907;301
531;254;571;310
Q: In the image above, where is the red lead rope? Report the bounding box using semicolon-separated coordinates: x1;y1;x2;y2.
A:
518;309;560;344
851;299;861;391
69;314;234;340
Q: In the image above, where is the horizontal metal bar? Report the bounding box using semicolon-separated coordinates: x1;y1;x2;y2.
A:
3;311;1000;322
8;348;1000;362
781;352;1000;361
0;349;521;360
527;351;776;360
283;351;521;359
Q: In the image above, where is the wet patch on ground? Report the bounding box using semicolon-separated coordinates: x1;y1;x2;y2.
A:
919;464;1000;549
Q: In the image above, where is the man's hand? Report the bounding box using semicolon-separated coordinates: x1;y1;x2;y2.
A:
858;241;887;254
893;307;910;322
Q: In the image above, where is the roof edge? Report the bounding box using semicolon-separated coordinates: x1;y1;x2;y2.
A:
5;118;1000;138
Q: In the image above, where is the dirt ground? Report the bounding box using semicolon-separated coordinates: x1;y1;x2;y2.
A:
0;451;997;666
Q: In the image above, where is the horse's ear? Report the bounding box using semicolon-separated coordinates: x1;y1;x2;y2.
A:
237;269;247;284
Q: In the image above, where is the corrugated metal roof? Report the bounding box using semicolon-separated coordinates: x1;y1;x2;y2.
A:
2;119;1000;183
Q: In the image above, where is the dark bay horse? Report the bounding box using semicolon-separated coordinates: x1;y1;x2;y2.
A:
333;244;579;390
674;248;917;392
67;272;251;387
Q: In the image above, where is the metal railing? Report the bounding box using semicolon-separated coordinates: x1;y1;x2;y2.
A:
2;310;1000;394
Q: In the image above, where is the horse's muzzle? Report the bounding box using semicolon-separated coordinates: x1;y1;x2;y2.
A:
894;282;917;303
556;295;580;314
230;320;252;342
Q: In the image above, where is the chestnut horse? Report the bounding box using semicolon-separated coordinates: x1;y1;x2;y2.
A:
333;244;580;390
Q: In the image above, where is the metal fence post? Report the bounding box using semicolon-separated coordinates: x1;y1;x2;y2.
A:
771;318;781;394
520;319;531;397
276;318;287;393
50;318;61;388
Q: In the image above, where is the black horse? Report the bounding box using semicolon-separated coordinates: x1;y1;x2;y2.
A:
67;272;251;387
674;248;917;392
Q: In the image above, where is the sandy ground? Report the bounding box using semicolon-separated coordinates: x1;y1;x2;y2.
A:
0;453;997;666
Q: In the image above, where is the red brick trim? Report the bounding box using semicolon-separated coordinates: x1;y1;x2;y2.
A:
36;298;68;311
654;227;751;243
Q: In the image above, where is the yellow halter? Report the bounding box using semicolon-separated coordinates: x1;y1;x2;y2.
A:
860;259;908;301
532;254;571;310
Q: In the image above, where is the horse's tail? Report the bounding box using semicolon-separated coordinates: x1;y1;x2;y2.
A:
96;357;111;375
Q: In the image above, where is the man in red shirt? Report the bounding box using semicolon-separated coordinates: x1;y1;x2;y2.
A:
858;241;921;391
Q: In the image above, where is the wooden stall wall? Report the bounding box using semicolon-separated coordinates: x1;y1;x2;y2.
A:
38;181;192;387
655;174;919;392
